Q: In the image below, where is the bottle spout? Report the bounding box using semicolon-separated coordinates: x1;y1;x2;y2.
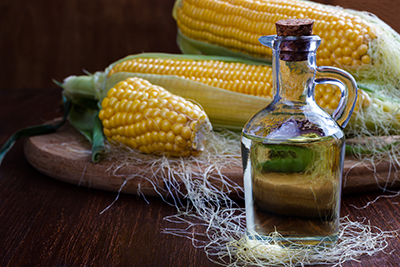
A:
258;35;275;48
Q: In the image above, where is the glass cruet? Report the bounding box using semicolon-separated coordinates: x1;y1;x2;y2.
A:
241;19;357;246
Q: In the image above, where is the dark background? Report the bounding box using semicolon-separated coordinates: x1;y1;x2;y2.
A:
0;0;399;90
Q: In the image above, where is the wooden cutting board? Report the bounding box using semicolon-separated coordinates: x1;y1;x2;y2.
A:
23;123;400;197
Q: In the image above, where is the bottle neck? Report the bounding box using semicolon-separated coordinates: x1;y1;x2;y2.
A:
268;36;320;104
272;51;316;103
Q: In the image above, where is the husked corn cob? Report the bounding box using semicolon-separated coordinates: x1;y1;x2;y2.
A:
109;57;371;111
174;0;376;69
109;57;274;97
173;0;400;91
98;77;212;157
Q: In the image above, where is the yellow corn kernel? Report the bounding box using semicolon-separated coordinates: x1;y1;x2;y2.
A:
99;77;212;156
171;123;184;135
161;119;172;132
174;0;377;70
166;131;176;143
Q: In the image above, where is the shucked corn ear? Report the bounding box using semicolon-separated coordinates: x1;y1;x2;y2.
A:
98;77;211;156
109;56;370;112
173;0;400;92
64;53;400;136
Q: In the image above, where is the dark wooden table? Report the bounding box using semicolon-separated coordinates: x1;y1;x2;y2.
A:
1;88;400;266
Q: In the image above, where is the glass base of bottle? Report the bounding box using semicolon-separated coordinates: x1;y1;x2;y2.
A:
246;230;338;248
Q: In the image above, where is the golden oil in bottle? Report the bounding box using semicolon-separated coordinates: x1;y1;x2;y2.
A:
242;131;345;246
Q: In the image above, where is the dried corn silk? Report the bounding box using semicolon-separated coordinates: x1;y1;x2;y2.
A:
92;129;397;266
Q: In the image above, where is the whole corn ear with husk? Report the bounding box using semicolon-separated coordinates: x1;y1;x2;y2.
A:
63;53;400;140
172;0;400;95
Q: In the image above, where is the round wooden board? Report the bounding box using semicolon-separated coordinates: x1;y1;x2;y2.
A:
24;123;400;197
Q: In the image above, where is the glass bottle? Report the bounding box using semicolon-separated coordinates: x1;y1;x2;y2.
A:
241;20;357;247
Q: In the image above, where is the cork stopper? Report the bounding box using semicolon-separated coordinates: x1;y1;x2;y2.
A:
275;19;315;62
275;19;314;37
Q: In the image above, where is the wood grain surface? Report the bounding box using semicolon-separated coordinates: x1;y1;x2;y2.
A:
23;122;400;197
1;88;400;267
1;0;400;90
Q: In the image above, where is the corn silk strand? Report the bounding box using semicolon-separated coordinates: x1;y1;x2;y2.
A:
336;10;400;164
100;129;397;266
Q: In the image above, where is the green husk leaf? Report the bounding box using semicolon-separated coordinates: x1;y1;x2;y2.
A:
68;98;99;141
63;75;98;100
67;97;105;162
0;96;71;165
61;75;99;101
91;114;105;162
176;30;270;64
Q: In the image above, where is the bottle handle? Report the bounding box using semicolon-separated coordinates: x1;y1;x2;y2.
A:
315;66;358;128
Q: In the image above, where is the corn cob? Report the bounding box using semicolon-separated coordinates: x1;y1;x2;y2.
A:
172;0;400;92
64;53;399;137
98;77;211;156
109;56;370;111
